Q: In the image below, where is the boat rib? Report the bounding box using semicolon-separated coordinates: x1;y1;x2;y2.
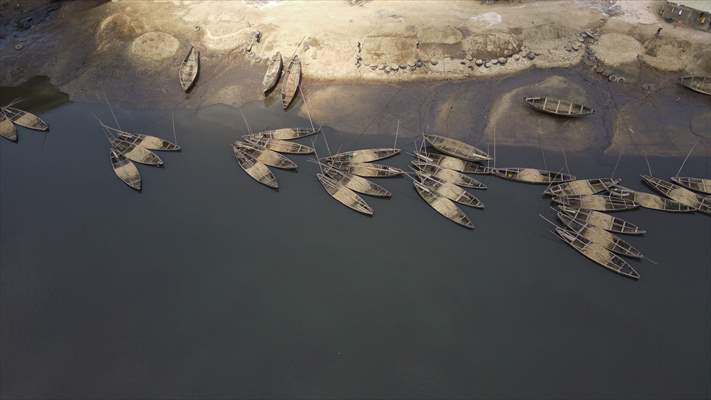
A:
414;152;491;175
411;160;486;188
415;172;483;208
671;176;711;195
493;167;575;184
557;205;645;235
233;146;278;189
641;175;711;215
281;55;301;110
323;166;391;198
317;173;373;216
243;135;314;154
262;52;283;94
0;110;17;142
524;96;594;117
544;178;620;197
103;125;180;151
679;76;711;96
608;185;696;212
322;148;400;163
234;141;297;170
553;194;638;212
554;227;640;280
1;106;48;131
110;149;141;191
558;213;642;258
413;180;473;229
246;127;319;141
179;46;199;92
423;134;491;161
326;160;403;178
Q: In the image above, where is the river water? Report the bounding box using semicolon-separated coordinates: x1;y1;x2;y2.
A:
1;72;709;399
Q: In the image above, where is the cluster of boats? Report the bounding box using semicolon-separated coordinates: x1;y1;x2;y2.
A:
0;102;49;142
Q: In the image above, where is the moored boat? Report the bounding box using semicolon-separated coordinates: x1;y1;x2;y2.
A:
557;205;645;235
554;227;640;280
641;175;711;214
243;135;314;154
670;176;711;195
281;55;302;110
413;180;473;229
179;46;199;92
326;160;403;178
558;212;642;258
423;134;491;162
524;96;594;117
323;166;391;198
102;124;180;151
317;172;373;216
608;185;696;213
245;127;319;141
262;52;283;94
544;178;620;197
493;167;575;184
1;106;48;131
233;146;278;189
414;152;491;175
322;148;400;163
411;160;486;189
110;149;141;191
553;194;638;212
0;110;17;142
234;141;297;170
111;139;164;166
679;76;711;96
415;172;483;208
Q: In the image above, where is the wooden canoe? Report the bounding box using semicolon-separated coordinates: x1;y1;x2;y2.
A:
0;110;17;142
679;76;711;96
554;227;640;280
110;149;141;191
326;160;403;178
322;148;400;163
1;106;48;131
414;152;491;175
179;46;199;92
246;127;319;141
641;175;711;214
415;172;483;208
524;96;594;117
234;141;297;170
558;213;642;259
557;205;645;235
103;125;180;151
493;167;575;184
317;173;373;216
544;178;620;197
411;160;486;188
262;52;283;94
243;135;314;154
671;176;711;195
323;166;391;198
233;146;279;189
553;194;638;212
413;180;473;229
281;55;301;110
111;139;164;166
608;185;696;213
423;134;492;162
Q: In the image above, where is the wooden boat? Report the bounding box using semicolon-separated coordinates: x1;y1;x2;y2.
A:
281;55;301;110
671;176;711;195
1;106;48;131
243;135;314;154
245;127;319;141
544;178;620;197
102;124;180;151
110;149;141;191
0;110;17;142
326;160;403;178
317;173;373;216
641;175;711;214
524;96;594;117
493;167;575;184
233;146;278;189
553;194;638;211
423;134;491;162
262;52;283;94
608;185;696;213
234;141;297;170
679;76;711;96
415;172;483;208
554;227;640;280
411;160;486;189
179;46;199;92
322;148;400;163
414;152;491;175
413;180;473;229
558;212;642;259
557;205;645;235
323;166;391;198
102;124;164;166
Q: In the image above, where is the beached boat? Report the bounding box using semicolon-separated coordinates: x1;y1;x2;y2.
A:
493;167;575;184
322;148;400;163
262;52;283;94
558;213;642;258
413;180;473;229
317;173;373;216
281;55;301;110
1;106;48;131
243;135;314;154
245;127;319;141
608;185;696;213
544;178;620;197
234;141;297;170
110;149;141;191
411;160;486;188
679;76;711;96
0;110;17;142
553;194;638;211
414;152;491;175
554;227;640;280
233;146;279;189
671;176;711;195
326;160;403;178
102;124;180;151
524;96;594;117
423;134;491;162
323;166;391;198
641;175;711;214
179;46;199;92
415;172;483;208
557;205;645;235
